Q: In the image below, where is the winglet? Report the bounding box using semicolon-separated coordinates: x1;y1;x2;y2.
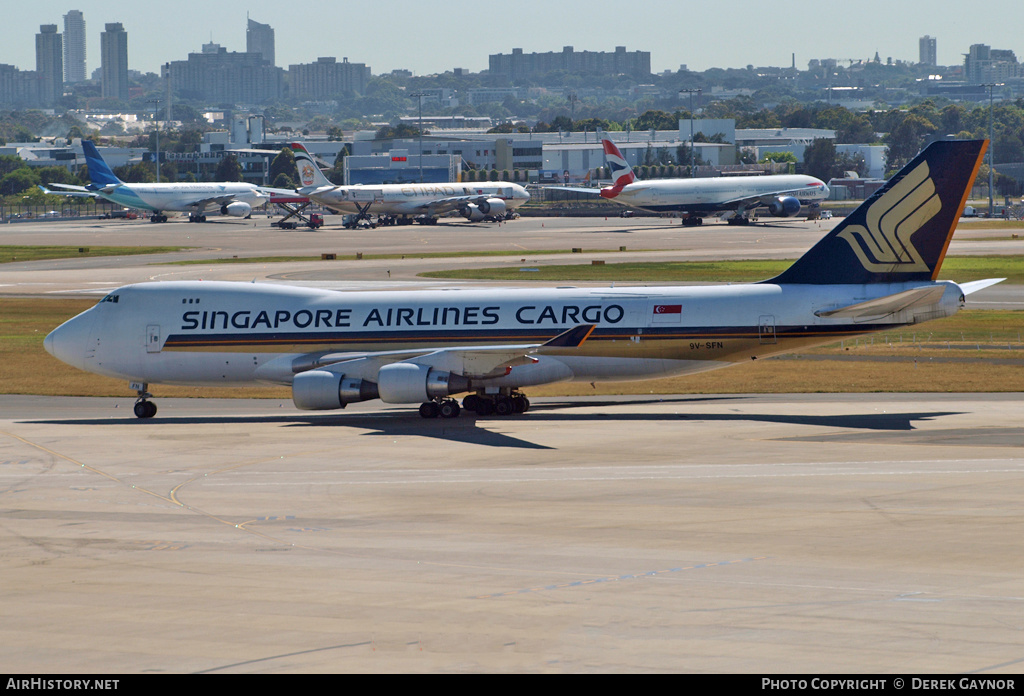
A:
767;139;988;285
540;324;596;349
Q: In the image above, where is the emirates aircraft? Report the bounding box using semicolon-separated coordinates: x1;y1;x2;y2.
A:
46;140;998;420
291;143;530;226
43;141;275;223
568;134;830;226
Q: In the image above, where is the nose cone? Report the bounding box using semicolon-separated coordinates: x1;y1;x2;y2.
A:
517;185;531;203
45;313;93;370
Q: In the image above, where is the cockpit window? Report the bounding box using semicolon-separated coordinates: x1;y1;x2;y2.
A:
99;294;120;305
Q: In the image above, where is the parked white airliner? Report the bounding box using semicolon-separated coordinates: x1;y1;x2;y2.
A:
563;134;830;225
42;140;274;223
292;143;530;226
46;140;998;420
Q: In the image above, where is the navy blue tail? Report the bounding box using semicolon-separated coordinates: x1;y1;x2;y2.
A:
768;139;987;285
82;140;124;188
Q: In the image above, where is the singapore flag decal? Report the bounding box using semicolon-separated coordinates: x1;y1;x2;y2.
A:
652;304;682;323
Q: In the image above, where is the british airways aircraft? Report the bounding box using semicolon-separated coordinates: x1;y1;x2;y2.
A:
292;143;530;226
566;134;830;226
42;141;273;223
45;139;999;420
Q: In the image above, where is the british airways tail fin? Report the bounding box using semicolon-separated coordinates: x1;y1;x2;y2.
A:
768;139;987;285
290;143;335;189
81;140;124;187
599;134;635;198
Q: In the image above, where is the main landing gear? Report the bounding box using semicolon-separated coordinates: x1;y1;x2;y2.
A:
417;391;531;419
150;213;168;223
188;213;207;223
133;384;157;419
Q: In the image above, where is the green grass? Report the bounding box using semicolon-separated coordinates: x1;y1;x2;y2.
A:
1;245;189;264
420;256;1024;284
157;248;643;265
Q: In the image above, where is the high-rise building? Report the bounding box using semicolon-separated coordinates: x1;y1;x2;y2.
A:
63;10;86;83
289;57;371;100
36;24;63;106
919;35;937;66
100;22;129;100
167;46;283;104
247;18;275;66
489;46;651;81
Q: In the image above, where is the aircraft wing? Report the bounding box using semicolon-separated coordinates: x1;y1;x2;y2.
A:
405;193;499;214
721;186;826;208
544;186;603;196
295;324;595;379
39;184;98;198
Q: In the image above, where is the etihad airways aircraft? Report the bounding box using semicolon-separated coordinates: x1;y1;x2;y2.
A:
46;139;998;420
41;140;273;223
562;134;830;226
291;143;530;226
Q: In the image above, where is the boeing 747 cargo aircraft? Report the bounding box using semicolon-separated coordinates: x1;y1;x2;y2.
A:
46;139;998;419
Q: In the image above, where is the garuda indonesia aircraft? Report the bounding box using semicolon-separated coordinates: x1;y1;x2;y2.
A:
569;134;830;226
292;142;530;226
46;139;999;420
42;140;272;223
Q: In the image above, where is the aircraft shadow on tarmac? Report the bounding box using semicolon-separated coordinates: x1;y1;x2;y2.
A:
28;396;963;450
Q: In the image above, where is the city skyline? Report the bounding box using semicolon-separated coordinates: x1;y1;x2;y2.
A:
1;1;1022;79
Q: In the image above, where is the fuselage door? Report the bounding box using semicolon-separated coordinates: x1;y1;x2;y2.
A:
758;315;777;345
146;324;162;353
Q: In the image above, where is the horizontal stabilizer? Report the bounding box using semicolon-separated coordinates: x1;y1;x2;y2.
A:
815;285;946;319
957;278;1005;295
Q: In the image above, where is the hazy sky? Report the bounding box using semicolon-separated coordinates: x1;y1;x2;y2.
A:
2;1;1022;77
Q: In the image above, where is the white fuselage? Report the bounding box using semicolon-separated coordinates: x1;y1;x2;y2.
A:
609;175;829;213
304;182;530;216
46;280;963;399
97;182;269;214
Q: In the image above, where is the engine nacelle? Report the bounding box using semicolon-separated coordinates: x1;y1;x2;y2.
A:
292;370;379;410
477;197;506;217
221;201;252;217
376;362;470;404
460;198;507;221
460;203;484;221
766;196;801;217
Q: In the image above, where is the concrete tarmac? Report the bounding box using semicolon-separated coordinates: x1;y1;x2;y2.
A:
3;215;1024;672
2;393;1024;673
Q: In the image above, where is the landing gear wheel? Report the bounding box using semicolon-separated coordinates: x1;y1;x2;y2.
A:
438;399;461;418
493;396;514;416
133;400;157;419
419;401;440;419
512;394;530;413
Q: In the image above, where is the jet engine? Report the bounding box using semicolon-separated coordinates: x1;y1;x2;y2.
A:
766;196;801;217
460;198;507;221
376;362;471;404
221;201;252;217
292;370;379;410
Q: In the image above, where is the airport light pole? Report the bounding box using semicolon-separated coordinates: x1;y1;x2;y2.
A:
147;98;161;183
410;92;426;183
679;89;701;178
982;83;998;217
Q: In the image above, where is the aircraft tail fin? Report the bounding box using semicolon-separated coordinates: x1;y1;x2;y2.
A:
768;139;988;285
290;143;335;189
81;140;124;187
599;134;635;198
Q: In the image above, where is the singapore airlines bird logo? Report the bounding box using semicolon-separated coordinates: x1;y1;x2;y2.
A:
838;161;941;273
